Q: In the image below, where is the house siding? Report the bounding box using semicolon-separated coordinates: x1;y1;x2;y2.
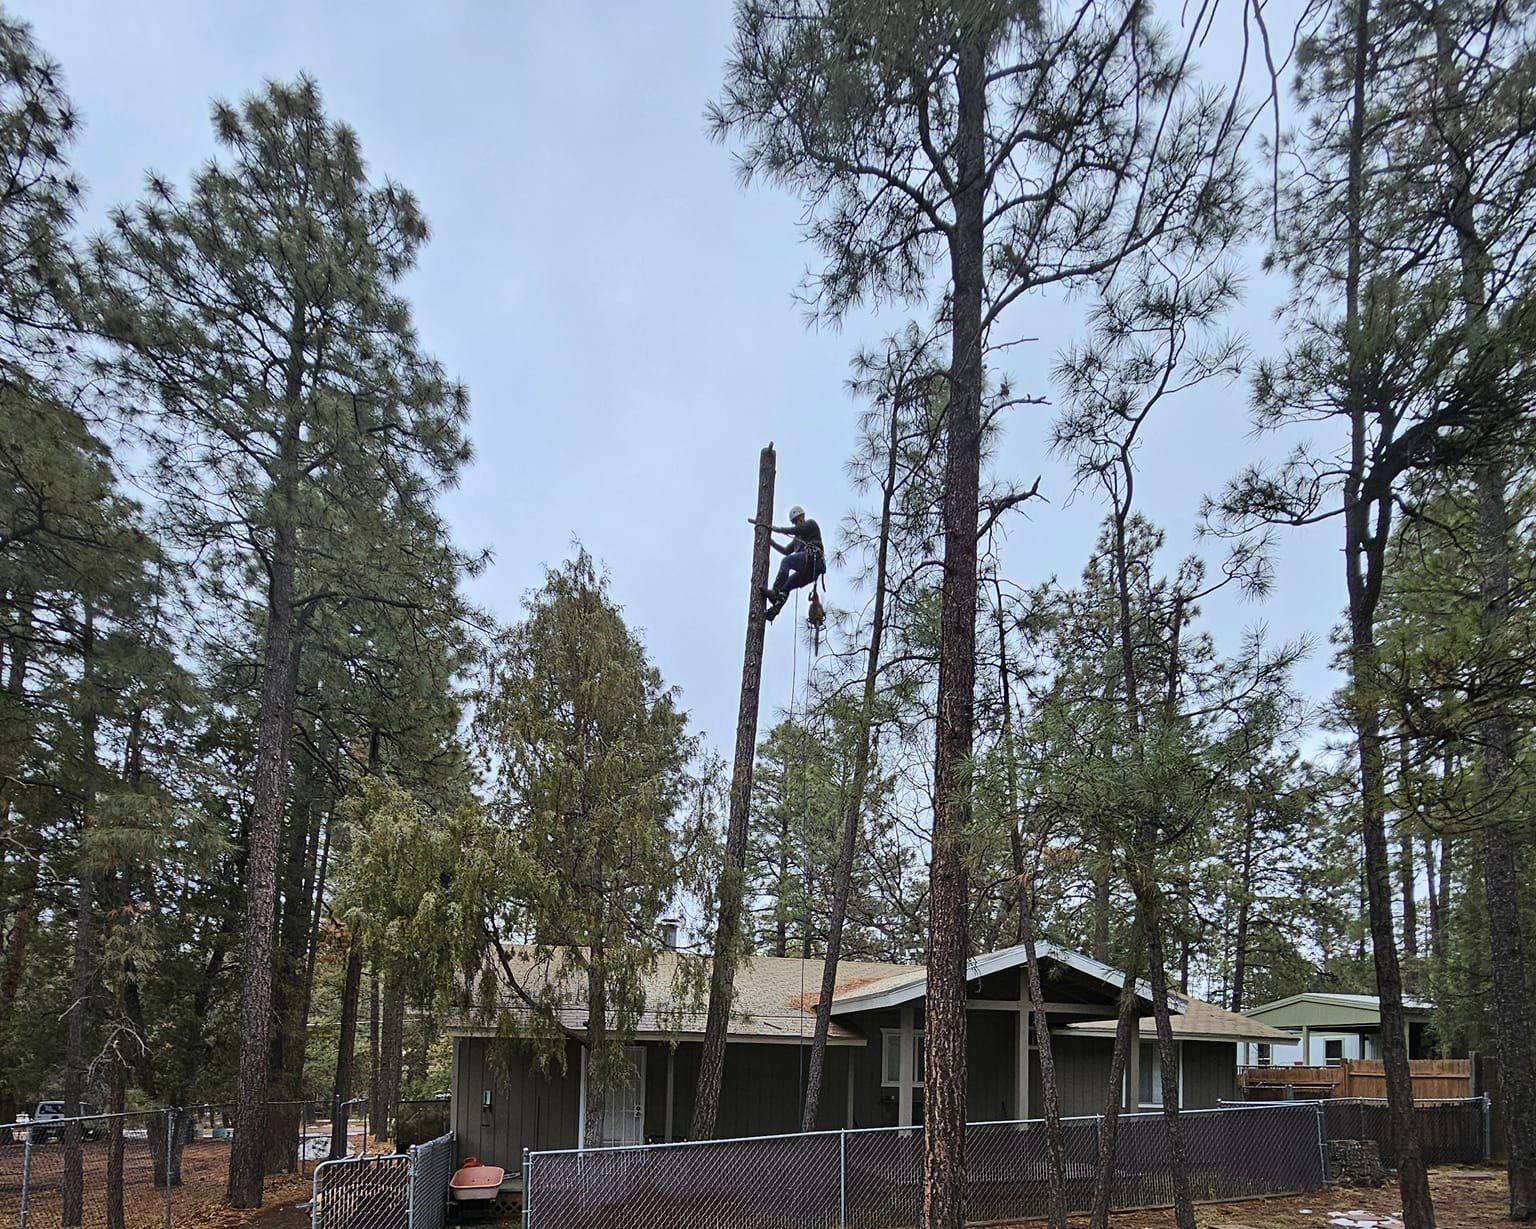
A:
967;1009;1016;1123
1181;1040;1237;1108
1049;1033;1116;1117
657;1041;855;1139
452;1037;581;1174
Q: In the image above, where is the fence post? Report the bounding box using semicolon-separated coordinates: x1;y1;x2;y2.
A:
1313;1102;1327;1188
1482;1094;1492;1163
164;1108;176;1229
839;1129;847;1229
406;1143;418;1229
18;1123;33;1229
521;1149;531;1229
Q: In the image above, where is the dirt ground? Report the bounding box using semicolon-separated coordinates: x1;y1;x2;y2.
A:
1028;1168;1513;1229
0;1135;320;1229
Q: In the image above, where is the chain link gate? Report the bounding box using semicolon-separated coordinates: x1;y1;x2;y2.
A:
311;1132;455;1229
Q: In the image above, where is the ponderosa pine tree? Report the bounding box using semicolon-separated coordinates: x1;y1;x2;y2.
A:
1213;2;1536;1221
90;77;473;1207
711;6;1240;1218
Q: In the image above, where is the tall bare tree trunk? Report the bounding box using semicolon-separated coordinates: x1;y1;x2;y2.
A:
1474;465;1536;1217
802;396;900;1131
0;857;39;1123
1230;794;1256;1013
330;937;363;1159
582;962;608;1147
63;607;99;1229
105;1061;126;1229
378;977;405;1144
1336;0;1432;1221
923;27;987;1229
694;444;776;1140
226;326;313;1205
1137;887;1195;1229
1089;935;1143;1229
368;964;381;1138
1432;4;1536;1203
227;492;303;1206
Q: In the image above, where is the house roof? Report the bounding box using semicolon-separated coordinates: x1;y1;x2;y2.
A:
826;942;1174;1015
1062;997;1293;1044
452;942;1271;1047
452;949;909;1045
1244;992;1434;1031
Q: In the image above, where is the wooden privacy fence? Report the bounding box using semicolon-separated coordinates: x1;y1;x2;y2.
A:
1241;1059;1471;1101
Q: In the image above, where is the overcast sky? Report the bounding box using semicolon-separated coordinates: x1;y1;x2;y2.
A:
22;1;1342;760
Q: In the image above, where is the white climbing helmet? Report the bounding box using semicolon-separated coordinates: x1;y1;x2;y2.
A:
788;505;805;521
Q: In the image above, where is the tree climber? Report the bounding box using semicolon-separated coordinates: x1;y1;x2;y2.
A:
750;505;826;623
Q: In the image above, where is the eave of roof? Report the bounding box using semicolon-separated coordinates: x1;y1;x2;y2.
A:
828;941;1182;1016
1245;992;1434;1017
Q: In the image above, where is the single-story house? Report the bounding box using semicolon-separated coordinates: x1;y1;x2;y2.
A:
1237;992;1437;1067
448;941;1289;1184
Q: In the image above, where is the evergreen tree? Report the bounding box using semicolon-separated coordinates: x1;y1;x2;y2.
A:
711;6;1240;1214
91;76;474;1207
473;552;693;1147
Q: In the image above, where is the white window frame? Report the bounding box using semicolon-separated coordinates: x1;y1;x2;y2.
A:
1256;1043;1272;1067
1323;1037;1345;1068
881;1028;925;1089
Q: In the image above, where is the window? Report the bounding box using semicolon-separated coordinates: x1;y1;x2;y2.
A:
881;1030;926;1088
1127;1042;1181;1107
1256;1044;1272;1067
1324;1038;1344;1067
1139;1042;1162;1106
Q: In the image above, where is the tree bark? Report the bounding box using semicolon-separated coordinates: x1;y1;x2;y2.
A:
226;536;302;1204
1474;464;1536;1218
1089;936;1143;1229
1336;0;1432;1222
265;788;318;1173
1230;794;1256;1013
227;320;310;1205
923;29;986;1229
1138;887;1196;1229
693;444;776;1140
105;1062;126;1229
368;963;382;1138
802;396;900;1131
1021;903;1067;1229
582;962;608;1148
330;936;363;1159
63;607;99;1229
1091;848;1111;964
0;856;39;1122
1423;833;1446;964
378;976;405;1144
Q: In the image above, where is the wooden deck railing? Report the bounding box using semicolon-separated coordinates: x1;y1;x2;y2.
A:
1240;1058;1471;1101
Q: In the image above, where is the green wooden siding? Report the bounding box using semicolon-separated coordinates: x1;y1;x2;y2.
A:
1179;1040;1236;1108
451;1037;580;1173
967;1010;1016;1122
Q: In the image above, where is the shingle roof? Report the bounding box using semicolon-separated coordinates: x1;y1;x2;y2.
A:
453;944;1284;1046
1063;997;1293;1043
453;948;913;1045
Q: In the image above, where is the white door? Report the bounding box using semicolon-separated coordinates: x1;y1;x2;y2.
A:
600;1046;645;1146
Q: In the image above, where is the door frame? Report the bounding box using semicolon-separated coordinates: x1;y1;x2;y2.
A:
577;1044;647;1149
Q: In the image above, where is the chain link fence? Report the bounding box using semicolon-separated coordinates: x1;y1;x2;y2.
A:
0;1101;376;1229
310;1132;454;1229
1315;1097;1490;1168
524;1101;1330;1229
